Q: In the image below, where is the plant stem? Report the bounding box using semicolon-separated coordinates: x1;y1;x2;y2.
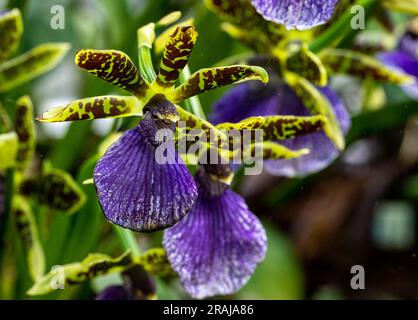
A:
138;46;157;84
113;225;141;257
309;0;379;53
179;65;207;120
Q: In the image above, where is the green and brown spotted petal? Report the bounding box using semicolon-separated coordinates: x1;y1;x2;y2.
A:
37;96;143;122
0;101;12;133
261;115;327;141
319;48;414;84
175;106;228;147
383;0;418;14
13;195;45;281
155;26;198;88
204;0;286;50
0;9;23;62
169;65;269;102
0;43;70;93
155;18;194;54
21;168;86;213
27;251;133;296
76;49;148;97
237;141;310;160
285;72;345;150
14;96;35;171
281;43;328;86
137;248;173;277
216;116;266;131
0;132;18;170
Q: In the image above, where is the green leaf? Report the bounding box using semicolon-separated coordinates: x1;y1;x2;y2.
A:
12;195;45;282
169;65;269;102
0;132;18;170
285;72;345;150
27;251;134;296
75;49;148;97
320;48;414;84
0;43;70;93
14;96;35;171
36;95;144;122
21;168;86;214
155;26;198;89
0;9;23;62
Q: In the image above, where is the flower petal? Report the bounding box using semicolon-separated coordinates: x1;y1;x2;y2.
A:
37;95;144;122
379;51;418;100
169;65;268;103
251;0;339;30
0;9;23;62
0;43;70;93
76;49;148;97
94;126;197;232
163;187;266;299
14;96;35;171
155;26;198;88
210;82;350;176
96;285;132;300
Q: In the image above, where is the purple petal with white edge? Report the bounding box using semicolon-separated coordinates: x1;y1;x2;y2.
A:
379;51;418;100
94;126;197;232
163;187;267;299
210;82;351;177
251;0;339;30
399;33;418;58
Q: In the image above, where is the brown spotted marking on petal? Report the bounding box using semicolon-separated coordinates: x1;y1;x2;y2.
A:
156;26;197;88
171;65;268;102
262;115;326;141
0;9;23;62
76;49;148;96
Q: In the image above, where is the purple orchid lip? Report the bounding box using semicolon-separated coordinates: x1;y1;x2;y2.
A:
251;0;339;30
94;125;197;233
163;168;267;299
210;80;351;177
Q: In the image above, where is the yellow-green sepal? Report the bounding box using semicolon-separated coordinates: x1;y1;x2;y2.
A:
21;168;86;214
0;131;18;170
0;43;70;93
27;251;134;296
169;65;269;103
319;48;414;84
37;95;144;122
280;43;328;87
14;96;35;171
238;141;310;161
75;49;148;97
136;248;173;277
0;9;23;62
155;18;195;54
12;195;45;281
285;72;345;150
